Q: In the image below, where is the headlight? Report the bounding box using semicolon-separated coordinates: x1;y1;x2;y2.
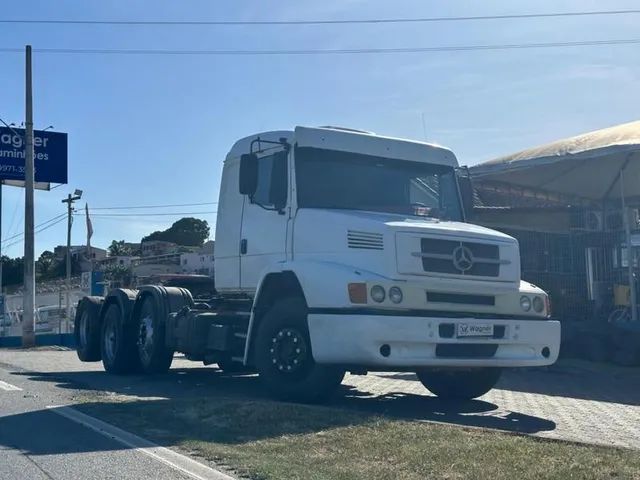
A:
389;286;403;304
533;296;544;313
370;285;386;303
520;296;532;312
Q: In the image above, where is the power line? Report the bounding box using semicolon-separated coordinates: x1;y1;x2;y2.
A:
90;201;217;210
76;211;217;217
1;212;66;244
2;216;67;250
5;198;21;243
1;9;639;26
0;39;638;56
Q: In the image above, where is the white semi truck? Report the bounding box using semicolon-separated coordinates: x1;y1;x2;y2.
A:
75;126;560;402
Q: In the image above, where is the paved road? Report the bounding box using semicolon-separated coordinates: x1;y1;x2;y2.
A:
0;349;639;453
0;357;220;480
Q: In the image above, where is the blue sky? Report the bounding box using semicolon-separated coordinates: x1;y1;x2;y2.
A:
0;0;639;258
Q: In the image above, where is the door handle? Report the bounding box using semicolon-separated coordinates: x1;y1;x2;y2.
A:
240;239;248;255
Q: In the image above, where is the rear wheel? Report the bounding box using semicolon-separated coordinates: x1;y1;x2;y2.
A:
416;368;502;400
74;297;103;362
136;295;174;374
254;297;345;403
101;303;139;374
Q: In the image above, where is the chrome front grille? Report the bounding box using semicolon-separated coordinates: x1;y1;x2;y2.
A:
413;238;508;277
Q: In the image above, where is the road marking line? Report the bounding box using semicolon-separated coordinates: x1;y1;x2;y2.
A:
0;380;22;391
47;405;235;480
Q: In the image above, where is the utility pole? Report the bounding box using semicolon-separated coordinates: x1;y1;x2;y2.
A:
22;45;35;348
62;190;82;322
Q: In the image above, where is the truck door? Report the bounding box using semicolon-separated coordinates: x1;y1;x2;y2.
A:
239;149;290;291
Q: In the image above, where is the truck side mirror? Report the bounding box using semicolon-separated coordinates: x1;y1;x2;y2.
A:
239;153;258;195
458;175;475;221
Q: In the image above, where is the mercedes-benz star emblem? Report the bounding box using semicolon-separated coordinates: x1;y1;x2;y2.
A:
452;245;474;272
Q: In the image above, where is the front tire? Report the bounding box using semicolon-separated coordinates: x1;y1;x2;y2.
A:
254;297;345;403
417;368;502;400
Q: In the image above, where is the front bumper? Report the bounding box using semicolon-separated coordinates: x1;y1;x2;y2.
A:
307;313;560;368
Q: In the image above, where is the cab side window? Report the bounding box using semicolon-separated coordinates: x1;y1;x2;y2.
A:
252;151;288;207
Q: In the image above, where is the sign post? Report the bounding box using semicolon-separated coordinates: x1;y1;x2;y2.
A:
0;48;68;346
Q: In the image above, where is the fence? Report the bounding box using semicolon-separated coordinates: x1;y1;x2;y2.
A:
0;288;84;338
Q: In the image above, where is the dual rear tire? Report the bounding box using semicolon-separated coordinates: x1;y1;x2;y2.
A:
74;297;103;362
101;302;140;374
101;294;175;375
95;289;186;375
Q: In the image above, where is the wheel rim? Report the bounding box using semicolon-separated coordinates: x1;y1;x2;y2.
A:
79;311;89;347
103;318;117;361
270;327;308;373
138;314;154;364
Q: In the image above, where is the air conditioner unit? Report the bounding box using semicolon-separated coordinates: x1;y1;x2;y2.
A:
585;211;603;231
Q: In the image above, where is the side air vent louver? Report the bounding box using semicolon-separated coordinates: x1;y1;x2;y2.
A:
347;231;384;250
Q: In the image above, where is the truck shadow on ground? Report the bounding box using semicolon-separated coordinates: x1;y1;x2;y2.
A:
8;365;556;443
374;363;640;407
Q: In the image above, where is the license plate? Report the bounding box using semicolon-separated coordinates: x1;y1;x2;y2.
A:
457;323;494;337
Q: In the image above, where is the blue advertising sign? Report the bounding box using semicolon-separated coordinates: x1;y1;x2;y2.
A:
0;127;68;184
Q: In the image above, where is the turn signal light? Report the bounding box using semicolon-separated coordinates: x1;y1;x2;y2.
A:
348;283;367;304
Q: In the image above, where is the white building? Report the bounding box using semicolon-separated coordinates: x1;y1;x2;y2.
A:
98;255;139;268
180;252;214;276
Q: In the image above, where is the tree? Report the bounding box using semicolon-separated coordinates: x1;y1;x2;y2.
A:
104;263;132;287
1;256;24;286
108;240;132;257
142;218;210;247
36;250;59;280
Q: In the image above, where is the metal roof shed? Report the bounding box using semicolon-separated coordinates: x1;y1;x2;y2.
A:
471;120;640;319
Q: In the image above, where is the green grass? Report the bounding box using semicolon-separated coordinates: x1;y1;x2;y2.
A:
75;395;640;480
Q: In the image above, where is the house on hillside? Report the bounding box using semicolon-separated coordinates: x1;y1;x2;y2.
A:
54;245;108;272
140;240;179;257
180;241;215;276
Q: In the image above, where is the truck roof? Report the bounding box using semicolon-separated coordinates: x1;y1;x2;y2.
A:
226;126;458;167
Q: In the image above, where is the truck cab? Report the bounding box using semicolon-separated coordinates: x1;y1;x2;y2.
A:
213;126;560;400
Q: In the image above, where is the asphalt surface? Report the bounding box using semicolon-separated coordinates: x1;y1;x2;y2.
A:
0;363;197;480
0;347;638;480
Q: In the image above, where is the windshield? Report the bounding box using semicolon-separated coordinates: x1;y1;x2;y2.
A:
295;147;463;221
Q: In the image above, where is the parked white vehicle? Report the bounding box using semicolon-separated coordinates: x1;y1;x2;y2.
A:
75;126;560;402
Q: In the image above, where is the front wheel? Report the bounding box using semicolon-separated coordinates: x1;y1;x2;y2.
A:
254;297;345;403
416;368;502;400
